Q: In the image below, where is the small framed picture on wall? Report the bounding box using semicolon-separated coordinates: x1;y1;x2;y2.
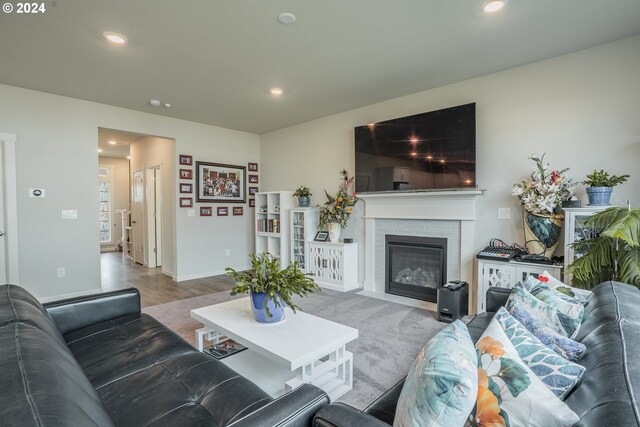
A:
200;206;212;216
249;199;256;208
180;197;193;208
233;207;243;216
180;169;193;180
217;207;229;216
179;155;193;166
180;183;193;193
248;162;258;172
248;175;259;184
249;187;258;196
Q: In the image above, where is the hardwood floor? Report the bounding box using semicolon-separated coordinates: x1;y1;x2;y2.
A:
101;252;235;308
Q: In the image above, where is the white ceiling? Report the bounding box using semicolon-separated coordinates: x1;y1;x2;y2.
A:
1;1;639;134
97;128;144;158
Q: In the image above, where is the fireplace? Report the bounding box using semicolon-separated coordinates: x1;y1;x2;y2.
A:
385;235;447;302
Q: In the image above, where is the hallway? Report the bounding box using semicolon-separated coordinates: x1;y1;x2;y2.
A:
101;252;235;308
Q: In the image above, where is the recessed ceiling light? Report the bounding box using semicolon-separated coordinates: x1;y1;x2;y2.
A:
164;103;171;108
149;99;161;107
107;140;117;145
97;149;103;153
103;31;128;45
270;88;284;96
278;13;296;24
483;0;505;14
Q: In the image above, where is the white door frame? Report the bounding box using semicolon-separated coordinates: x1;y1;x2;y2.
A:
0;133;19;283
145;165;163;268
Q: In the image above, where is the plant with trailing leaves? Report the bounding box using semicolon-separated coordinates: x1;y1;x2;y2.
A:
319;169;358;227
226;253;318;318
566;207;640;288
293;186;312;197
582;170;629;187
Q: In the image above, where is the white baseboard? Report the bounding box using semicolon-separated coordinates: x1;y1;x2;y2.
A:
357;290;437;311
176;266;250;282
38;287;104;304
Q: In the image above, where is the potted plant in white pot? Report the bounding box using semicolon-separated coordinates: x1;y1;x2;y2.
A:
293;186;312;207
583;170;629;206
225;253;318;323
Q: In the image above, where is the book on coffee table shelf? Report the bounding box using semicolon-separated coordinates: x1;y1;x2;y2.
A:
204;339;247;359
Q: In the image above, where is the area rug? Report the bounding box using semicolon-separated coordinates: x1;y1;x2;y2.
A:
143;288;446;410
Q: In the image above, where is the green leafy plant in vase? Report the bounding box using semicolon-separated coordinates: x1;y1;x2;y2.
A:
293;186;312;207
566;207;640;288
582;170;629;206
225;253;318;323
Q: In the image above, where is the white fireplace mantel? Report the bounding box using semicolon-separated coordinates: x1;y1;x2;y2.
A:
358;189;484;312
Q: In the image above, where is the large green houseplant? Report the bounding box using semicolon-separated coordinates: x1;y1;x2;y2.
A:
566;207;640;288
225;253;318;323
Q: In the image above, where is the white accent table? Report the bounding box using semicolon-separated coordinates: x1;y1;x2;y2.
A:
308;241;359;292
191;298;358;401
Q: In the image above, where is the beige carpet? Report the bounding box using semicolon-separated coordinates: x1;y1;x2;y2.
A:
143;288;446;410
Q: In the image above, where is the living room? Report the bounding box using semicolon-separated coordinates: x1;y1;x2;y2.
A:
1;2;639;426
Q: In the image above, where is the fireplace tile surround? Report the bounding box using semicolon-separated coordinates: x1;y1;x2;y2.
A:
357;190;483;313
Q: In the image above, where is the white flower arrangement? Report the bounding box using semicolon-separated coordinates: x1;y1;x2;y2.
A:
512;154;575;215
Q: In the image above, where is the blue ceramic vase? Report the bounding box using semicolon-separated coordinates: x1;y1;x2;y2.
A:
249;291;286;323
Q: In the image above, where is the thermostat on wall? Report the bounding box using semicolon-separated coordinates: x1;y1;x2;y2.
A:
29;188;45;198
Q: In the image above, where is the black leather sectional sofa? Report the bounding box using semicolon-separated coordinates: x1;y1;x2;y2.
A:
0;285;328;426
314;281;640;427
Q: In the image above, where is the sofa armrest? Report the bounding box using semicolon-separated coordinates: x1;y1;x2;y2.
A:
486;287;512;312
230;384;329;427
44;288;141;334
314;403;391;427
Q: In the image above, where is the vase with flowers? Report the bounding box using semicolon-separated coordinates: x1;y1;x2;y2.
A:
319;170;358;242
512;154;575;257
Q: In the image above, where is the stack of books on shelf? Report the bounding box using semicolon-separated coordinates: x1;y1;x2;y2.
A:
257;219;280;233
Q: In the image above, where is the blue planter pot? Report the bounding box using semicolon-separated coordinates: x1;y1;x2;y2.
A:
250;291;286;323
298;196;310;207
586;187;613;206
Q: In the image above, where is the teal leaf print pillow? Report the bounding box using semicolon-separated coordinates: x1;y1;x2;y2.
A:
465;317;579;427
394;320;477;427
523;276;585;322
495;307;585;399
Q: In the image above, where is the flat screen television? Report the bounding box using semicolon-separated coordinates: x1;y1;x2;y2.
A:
354;103;476;193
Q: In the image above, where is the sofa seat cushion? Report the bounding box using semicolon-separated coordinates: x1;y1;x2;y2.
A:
65;313;199;388
65;312;275;426
98;352;273;426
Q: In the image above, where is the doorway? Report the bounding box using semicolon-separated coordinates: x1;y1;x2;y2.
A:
0;133;19;284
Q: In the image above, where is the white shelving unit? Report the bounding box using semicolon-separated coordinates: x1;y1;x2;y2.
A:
476;258;562;313
290;208;319;271
563;206;612;285
308;242;359;292
255;191;294;267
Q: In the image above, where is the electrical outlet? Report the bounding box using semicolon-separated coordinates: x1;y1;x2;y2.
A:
57;267;65;278
61;210;78;219
225;249;230;257
498;208;511;220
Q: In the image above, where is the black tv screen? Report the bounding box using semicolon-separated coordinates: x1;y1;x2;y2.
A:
354;103;476;193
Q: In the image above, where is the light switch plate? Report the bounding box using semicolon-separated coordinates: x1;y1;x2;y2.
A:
498;207;511;220
61;210;78;219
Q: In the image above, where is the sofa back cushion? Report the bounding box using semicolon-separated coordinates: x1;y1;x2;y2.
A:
0;285;113;427
565;282;640;426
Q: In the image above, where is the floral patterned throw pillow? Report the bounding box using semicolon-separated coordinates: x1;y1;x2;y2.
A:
465;317;579;427
394;320;478;427
522;276;585;323
495;307;585;399
507;299;586;362
506;282;580;339
539;271;592;302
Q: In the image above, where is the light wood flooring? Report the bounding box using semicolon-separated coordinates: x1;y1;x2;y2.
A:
101;252;234;308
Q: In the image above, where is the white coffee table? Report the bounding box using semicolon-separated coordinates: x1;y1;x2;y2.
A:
190;298;358;400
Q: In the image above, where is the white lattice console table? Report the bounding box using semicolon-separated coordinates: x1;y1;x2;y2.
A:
308;241;359;292
476;258;562;313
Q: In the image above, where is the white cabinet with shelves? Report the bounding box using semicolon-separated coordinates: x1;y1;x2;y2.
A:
476;259;562;313
562;206;611;285
308;242;358;292
255;191;293;267
290;208;319;271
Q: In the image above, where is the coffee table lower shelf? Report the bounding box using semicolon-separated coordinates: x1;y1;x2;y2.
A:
196;327;353;401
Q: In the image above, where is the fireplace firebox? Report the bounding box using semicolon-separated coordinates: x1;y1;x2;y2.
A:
385;235;447;302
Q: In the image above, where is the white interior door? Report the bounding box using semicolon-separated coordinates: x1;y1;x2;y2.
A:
132;170;145;265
